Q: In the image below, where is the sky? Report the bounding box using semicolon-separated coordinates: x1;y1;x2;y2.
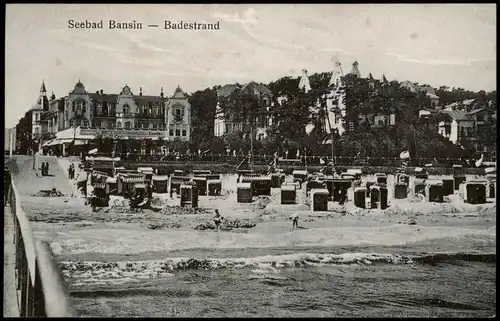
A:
5;3;496;128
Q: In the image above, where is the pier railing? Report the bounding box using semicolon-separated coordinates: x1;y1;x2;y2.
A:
6;177;75;317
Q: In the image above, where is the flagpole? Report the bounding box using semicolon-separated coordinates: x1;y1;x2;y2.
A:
304;148;307;172
250;119;254;170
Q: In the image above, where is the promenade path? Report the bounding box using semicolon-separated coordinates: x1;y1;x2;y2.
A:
4;155;83;316
4;155;84;317
9;155;73;197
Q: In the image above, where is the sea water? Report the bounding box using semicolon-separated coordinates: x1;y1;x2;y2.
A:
66;247;496;318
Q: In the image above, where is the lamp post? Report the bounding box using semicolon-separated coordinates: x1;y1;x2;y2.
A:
112;134;118;158
70;125;77;156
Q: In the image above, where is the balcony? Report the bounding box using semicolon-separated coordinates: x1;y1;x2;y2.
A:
136;113;165;120
116;112;136;118
80;127;167;139
93;113;116;118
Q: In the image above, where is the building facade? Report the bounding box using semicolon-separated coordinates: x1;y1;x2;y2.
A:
301;59;358;137
437;106;497;153
401;81;440;107
4;128;16;154
26;80;191;153
165;86;192;141
214;81;273;141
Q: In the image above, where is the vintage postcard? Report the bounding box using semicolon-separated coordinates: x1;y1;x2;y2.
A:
4;3;496;318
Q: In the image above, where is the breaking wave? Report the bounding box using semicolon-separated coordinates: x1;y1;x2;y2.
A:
61;252;496;283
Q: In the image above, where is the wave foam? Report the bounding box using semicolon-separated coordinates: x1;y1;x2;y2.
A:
61;251;495;284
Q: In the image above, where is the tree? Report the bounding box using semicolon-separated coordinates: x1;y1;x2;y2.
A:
126;138;142;154
188;87;218;150
170;137;189;154
223;130;250;153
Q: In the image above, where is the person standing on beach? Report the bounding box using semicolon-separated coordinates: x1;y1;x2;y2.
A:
213;209;223;232
291;213;299;229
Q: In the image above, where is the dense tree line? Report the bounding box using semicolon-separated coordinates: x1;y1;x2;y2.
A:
185;72;494;158
14;73;495;158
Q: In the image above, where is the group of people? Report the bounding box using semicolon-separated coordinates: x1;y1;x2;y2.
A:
40;162;50;176
68;164;76;179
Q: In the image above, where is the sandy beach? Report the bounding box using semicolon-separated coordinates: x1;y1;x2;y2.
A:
9;156;497;317
23;172;496;260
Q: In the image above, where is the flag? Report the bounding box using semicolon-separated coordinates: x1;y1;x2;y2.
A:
400;150;410;160
475;154;484;168
296;149;300;158
319;158;325;165
236;154;251;170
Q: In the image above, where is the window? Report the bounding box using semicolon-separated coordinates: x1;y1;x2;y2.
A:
123;104;130;115
125;121;131;129
96;104;102;115
175;129;180;136
72;99;86;114
94;121;101;128
103;102;108;115
153;124;158;129
173;105;185;122
182;130;186;136
69;120;74;127
83;120;89;128
169;129;174;136
108;122;114;129
117;121;122;129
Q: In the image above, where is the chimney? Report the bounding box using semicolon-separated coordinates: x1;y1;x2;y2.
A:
100;89;104;94
96;91;99;94
160;87;164;98
140;87;143;96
